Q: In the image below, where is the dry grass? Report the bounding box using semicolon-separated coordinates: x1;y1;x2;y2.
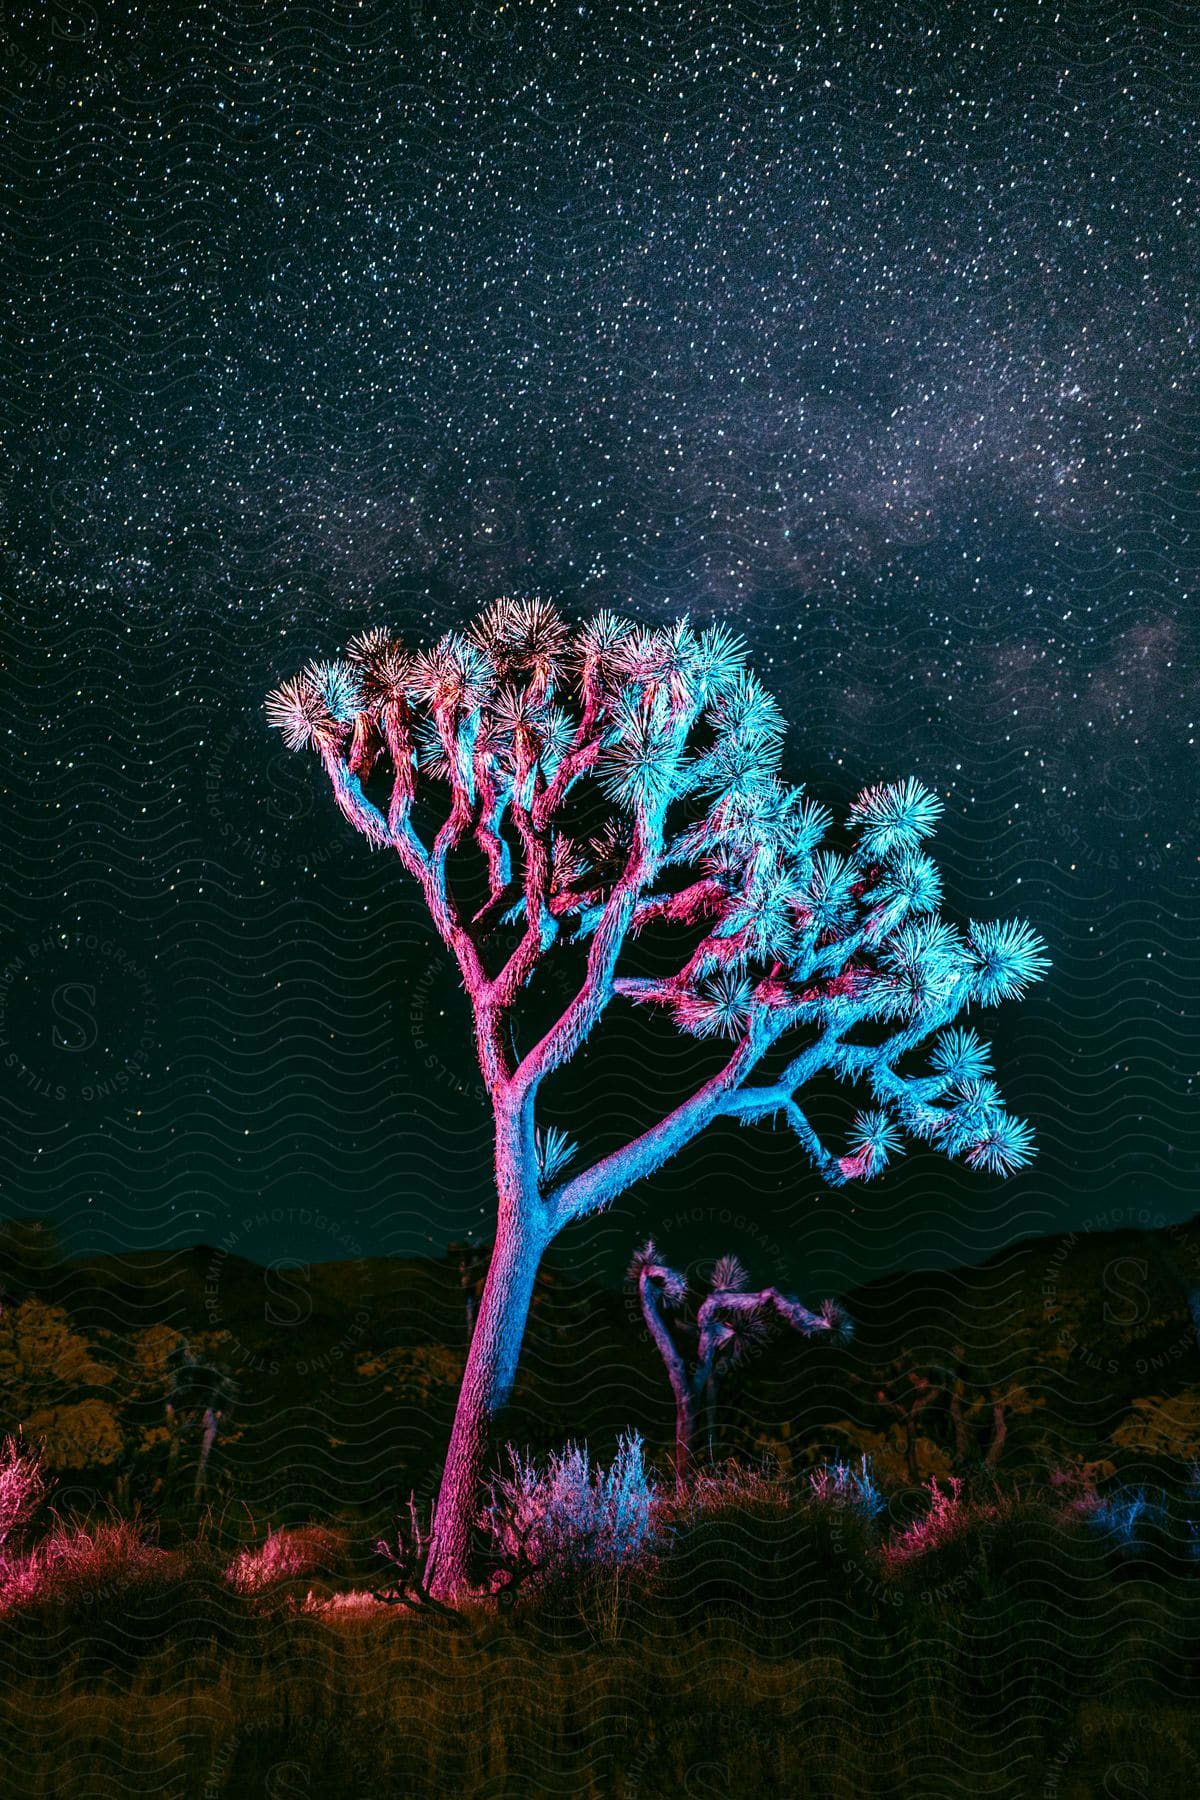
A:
0;1470;1198;1796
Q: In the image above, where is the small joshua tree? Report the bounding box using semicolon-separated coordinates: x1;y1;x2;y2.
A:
164;1341;237;1503
630;1241;849;1484
860;1353;945;1486
943;1352;1035;1481
854;1348;1035;1486
266;598;1049;1598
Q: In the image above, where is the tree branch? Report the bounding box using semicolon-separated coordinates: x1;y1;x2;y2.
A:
491;764;556;1009
318;744;401;856
627;877;729;935
636;1269;691;1411
317;734;510;1092
509;809;664;1103
377;704;430;879
470;755;512;922
530;689;603;832
549;1026;770;1225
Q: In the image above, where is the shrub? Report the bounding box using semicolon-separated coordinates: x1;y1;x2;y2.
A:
226;1524;352;1597
808;1454;885;1521
0;1516;188;1616
880;1474;1016;1576
667;1456;792;1521
483;1430;659;1584
1080;1484;1167;1545
0;1435;44;1550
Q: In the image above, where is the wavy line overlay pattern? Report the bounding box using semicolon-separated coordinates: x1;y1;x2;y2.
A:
1;1;1198;1794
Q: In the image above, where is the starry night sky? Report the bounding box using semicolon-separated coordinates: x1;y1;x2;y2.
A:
1;0;1197;1299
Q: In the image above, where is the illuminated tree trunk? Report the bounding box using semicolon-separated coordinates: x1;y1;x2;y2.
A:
703;1372;718;1464
633;1262;698;1489
430;1109;550;1600
193;1406;220;1501
676;1386;698;1481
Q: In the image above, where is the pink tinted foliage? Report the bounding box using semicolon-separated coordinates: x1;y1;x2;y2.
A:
0;1435;44;1551
670;1459;792;1518
226;1525;347;1595
882;1476;1010;1568
305;1589;387;1616
1048;1463;1103;1520
0;1518;185;1615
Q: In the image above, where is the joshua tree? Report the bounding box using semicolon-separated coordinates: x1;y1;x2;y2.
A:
857;1352;944;1485
943;1352;1035;1480
448;1239;486;1345
266;598;1049;1598
630;1241;850;1483
164;1342;237;1502
856;1347;1036;1485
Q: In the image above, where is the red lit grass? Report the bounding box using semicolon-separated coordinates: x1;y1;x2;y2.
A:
1;1453;1198;1796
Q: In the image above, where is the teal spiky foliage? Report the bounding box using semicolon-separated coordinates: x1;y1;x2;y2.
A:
849;775;944;857
597;704;686;813
869;849;943;917
535;1126;578;1187
304;659;363;724
878;919;969;1019
963;1113;1038;1177
966;917;1053;1005
930;1027;994;1087
846;1110;905;1177
805;850;858;935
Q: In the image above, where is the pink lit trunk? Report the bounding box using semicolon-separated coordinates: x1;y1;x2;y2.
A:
673;1383;697;1487
429;1108;549;1601
637;1275;698;1492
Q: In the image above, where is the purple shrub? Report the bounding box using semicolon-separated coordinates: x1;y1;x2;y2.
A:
1048;1461;1104;1520
484;1430;659;1583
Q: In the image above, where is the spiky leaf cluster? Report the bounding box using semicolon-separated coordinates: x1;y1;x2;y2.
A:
627;1240;688;1308
709;1254;750;1294
535;1126;578;1187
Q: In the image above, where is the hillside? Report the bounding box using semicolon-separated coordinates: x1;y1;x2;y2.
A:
2;1214;1198;1524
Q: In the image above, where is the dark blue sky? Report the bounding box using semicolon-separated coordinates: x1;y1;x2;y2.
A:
1;0;1196;1296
